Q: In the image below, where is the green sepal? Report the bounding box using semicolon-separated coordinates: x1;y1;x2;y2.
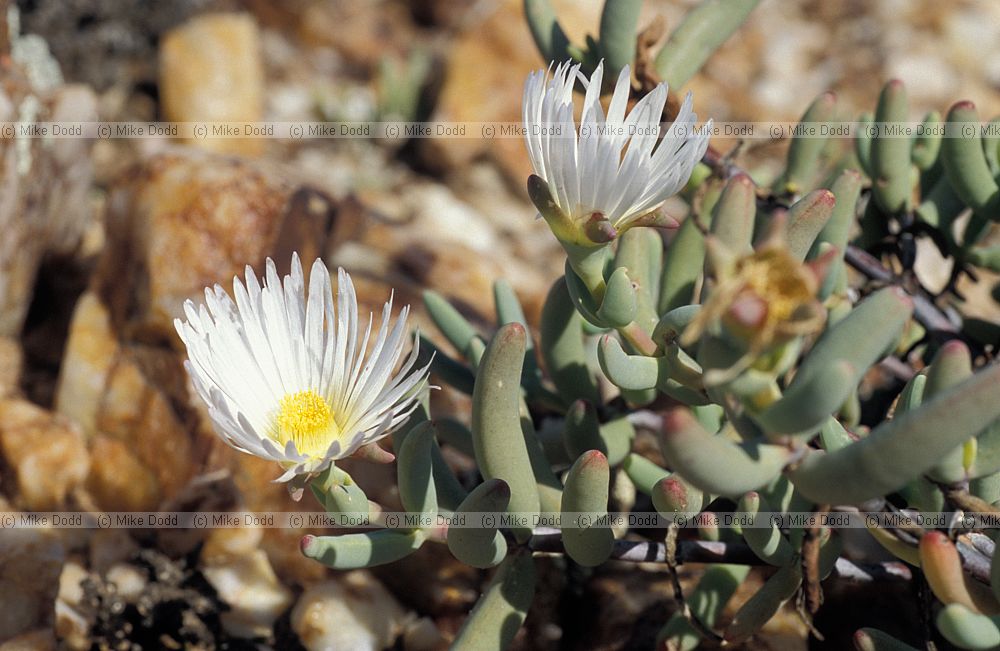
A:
310;465;369;515
613;227;662;331
597;266;638;328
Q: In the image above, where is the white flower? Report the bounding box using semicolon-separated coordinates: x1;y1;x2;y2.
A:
522;60;711;241
175;254;431;482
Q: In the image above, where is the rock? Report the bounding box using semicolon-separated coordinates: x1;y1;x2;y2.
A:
421;0;599;180
0;21;96;336
0;629;56;651
54;561;90;651
202;549;294;639
84;435;161;512
96;149;342;341
0;528;65;640
160;13;264;156
0;338;22;398
0;399;89;511
105;563;147;601
88;529;139;576
291;573;409;651
55;291;194;511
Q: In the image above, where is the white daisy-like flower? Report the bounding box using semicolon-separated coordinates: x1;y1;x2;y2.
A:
522;60;711;243
175;254;431;483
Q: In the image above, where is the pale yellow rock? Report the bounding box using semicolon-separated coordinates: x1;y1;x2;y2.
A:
291;573;409;651
55;561;90;651
105;563;147;601
201;526;264;564
54;292;117;437
0;399;89;511
160;13;264;156
55;290;194;509
202;549;294;639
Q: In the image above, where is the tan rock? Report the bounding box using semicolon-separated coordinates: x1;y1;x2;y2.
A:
0;338;22;398
88;529;139;575
55;291;196;509
0;399;89;511
0;528;65;640
85;435;161;512
291;573;409;651
160;13;264;156
96;149;340;341
421;0;599;180
54;292;118;437
0;629;57;651
202;549;294;639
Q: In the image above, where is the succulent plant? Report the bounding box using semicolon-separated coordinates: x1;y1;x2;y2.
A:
193;1;1000;648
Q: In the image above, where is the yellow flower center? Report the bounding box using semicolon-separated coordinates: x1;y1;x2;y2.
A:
276;390;340;459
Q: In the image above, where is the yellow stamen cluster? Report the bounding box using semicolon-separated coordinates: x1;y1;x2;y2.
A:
276;390;339;459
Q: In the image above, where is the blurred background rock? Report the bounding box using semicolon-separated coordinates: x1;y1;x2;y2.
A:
0;0;997;648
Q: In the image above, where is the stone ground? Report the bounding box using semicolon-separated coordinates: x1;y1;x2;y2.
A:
0;0;997;648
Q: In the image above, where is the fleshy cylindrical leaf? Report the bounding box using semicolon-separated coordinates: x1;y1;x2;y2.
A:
451;552;536;650
472;323;540;541
561;450;614;566
301;529;425;570
447;479;510;569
